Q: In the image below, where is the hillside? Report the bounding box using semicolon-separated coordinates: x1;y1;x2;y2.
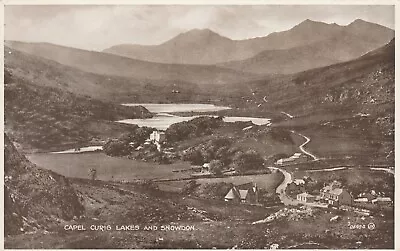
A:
5;41;258;86
4;134;84;236
103;19;393;66
235;39;395;164
219;30;387;74
5;46;203;103
252;39;395;116
4;67;152;151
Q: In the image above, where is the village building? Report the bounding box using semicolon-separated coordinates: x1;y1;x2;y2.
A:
224;182;259;205
293;179;305;185
276;153;302;165
371;197;392;206
297;192;315;203
320;181;353;206
148;131;166;151
149;131;166;143
354;197;369;203
202;163;210;172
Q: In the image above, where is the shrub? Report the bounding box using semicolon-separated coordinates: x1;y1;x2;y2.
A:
231;150;265;173
103;139;131;156
209;160;224;175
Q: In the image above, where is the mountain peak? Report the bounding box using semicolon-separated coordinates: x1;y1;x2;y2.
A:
298;19;321;26
293;19;334;30
347;18;386;28
350;18;367;24
162;28;231;46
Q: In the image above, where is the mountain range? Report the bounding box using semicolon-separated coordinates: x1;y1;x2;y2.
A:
5;19;393;82
5;41;258;86
103;19;394;70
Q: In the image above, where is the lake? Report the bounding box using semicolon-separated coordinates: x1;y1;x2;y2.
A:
119;103;271;130
122;103;231;113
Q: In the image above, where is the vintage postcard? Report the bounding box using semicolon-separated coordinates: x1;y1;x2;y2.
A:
2;1;396;249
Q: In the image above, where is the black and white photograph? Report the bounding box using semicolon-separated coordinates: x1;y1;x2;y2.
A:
3;2;396;249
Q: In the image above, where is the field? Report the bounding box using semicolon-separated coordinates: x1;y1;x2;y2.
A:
156;171;283;193
26;152;192;181
195;172;283;190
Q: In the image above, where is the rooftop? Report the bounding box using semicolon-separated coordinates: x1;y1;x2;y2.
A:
330;188;343;195
298;192;315;198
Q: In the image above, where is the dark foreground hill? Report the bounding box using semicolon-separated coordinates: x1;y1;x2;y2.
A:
4;134;84;236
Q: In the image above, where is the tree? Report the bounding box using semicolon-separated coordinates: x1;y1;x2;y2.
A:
182;148;203;165
209;160;224;175
103;139;131;156
232;150;265;173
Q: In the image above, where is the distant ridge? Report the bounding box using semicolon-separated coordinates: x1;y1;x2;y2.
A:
5;40;258;86
103;19;394;66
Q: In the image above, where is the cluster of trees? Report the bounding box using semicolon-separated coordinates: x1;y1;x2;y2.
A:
182;137;266;174
347;178;394;200
103;126;154;156
285;177;324;199
103;126;178;164
165;116;224;142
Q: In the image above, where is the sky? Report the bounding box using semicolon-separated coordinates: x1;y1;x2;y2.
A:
5;5;395;51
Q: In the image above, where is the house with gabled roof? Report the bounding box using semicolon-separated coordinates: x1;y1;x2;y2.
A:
320;181;352;206
224;182;259;205
297;192;315;203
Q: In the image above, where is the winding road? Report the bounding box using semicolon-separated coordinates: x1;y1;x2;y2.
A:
290;130;319;161
269;167;298;206
281;111;294;119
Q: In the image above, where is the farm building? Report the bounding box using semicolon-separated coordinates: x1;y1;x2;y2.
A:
276;153;302;165
224;182;259;205
371;197;392;205
320;181;352;206
297;192;315;203
354;198;369;203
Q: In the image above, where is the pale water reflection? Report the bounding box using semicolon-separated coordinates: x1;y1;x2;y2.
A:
118;103;271;130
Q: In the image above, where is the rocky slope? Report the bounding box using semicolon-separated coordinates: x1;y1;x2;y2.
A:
4;134;84;236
